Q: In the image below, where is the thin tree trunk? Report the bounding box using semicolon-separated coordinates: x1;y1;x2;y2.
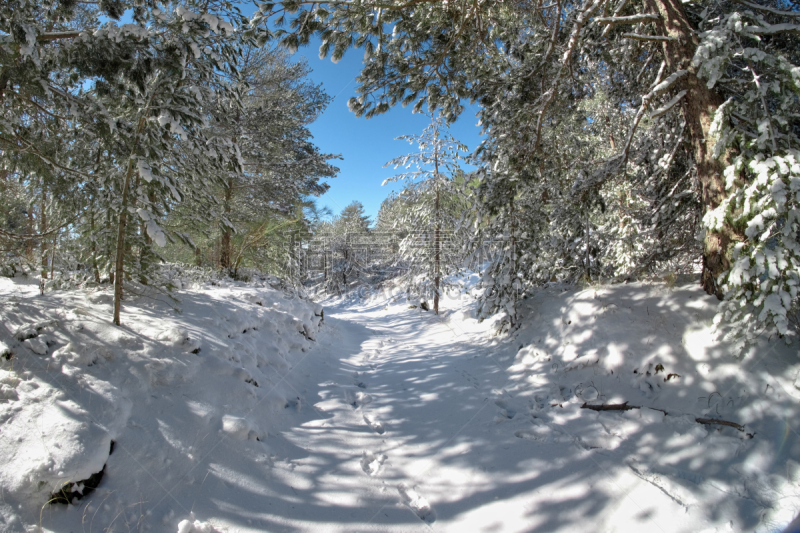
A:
648;0;742;298
220;177;233;272
509;194;516;326
113;106;149;325
40;188;48;278
433;134;441;316
139;191;154;284
113;159;136;326
49;229;57;281
26;202;34;262
89;153;102;283
89;203;100;283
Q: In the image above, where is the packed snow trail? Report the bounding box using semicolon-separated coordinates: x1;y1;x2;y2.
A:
2;277;799;532
291;297;728;532
294;289;800;533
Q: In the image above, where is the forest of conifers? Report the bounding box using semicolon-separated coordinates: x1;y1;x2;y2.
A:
2;0;799;350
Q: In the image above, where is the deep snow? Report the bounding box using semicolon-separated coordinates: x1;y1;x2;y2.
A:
0;274;799;532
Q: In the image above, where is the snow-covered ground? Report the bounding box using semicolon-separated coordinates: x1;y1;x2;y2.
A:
1;274;799;532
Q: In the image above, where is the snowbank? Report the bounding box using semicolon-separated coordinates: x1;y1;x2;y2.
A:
470;282;800;531
0;278;323;532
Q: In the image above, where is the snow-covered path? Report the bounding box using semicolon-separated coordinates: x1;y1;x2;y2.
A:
277;298;707;532
282;301;509;532
2;278;798;532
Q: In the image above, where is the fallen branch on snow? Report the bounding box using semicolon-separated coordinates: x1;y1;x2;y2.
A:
695;417;745;432
580;403;750;435
580;402;639;411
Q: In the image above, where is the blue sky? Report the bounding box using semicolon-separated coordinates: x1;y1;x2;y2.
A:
292;42;484;223
107;7;484;224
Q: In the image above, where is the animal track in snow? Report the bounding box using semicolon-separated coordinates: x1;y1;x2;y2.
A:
397;483;436;524
363;413;385;434
460;370;480;389
360;451;387;476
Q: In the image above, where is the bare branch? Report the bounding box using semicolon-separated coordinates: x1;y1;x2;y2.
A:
650;89;686;118
747;22;800;35
37;31;82;42
733;0;800;18
596;13;660;25
621;32;676;41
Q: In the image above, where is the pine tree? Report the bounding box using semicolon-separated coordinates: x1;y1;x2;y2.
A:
165;44;339;277
314;202;371;290
1;0;246;324
384;114;469;314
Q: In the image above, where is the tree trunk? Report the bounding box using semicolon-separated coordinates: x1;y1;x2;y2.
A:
220;177;233;272
113;160;136;326
509;194;516;326
40;188;48;278
138;191;155;285
26;201;34;262
49;230;57;281
89;202;100;283
343;248;348;287
434;160;441;315
648;0;741;298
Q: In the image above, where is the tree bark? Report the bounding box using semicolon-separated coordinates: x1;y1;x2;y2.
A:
40;188;48;278
343;248;348;287
89;201;100;283
113;160;136;325
26;201;34;262
647;0;741;298
433;126;441;316
220;177;233;272
139;191;154;284
434;186;441;315
49;230;57;281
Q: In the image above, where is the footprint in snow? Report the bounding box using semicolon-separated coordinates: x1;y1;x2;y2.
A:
363;413;385;434
397;483;436;524
515;422;571;444
515;426;550;442
360;451;387;476
494;399;516;420
345;390;372;409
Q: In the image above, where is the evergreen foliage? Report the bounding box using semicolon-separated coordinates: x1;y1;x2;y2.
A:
254;0;800;345
1;0;337;324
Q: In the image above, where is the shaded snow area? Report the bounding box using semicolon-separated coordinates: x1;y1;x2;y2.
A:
0;276;799;532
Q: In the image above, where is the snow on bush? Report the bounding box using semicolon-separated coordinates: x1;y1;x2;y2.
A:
704;152;800;351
